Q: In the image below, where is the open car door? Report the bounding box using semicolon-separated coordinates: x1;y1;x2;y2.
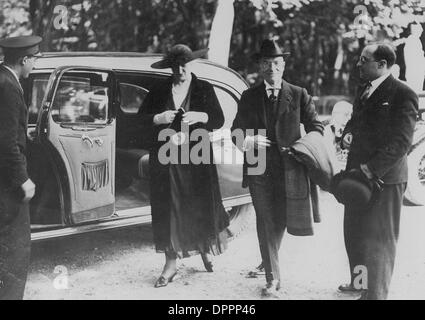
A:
37;67;118;224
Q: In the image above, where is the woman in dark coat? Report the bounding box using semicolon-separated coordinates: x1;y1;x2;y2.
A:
138;44;229;287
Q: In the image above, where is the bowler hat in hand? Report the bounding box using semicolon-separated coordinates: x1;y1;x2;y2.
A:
330;169;383;209
253;39;290;61
151;44;209;69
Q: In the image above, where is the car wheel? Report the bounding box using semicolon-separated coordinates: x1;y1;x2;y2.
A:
404;140;425;206
226;203;255;240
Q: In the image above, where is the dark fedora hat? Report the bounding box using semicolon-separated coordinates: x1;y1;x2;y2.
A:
252;39;290;61
330;169;383;209
151;44;209;69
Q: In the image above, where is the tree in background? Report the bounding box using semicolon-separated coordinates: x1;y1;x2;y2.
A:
1;0;424;96
231;0;425;95
0;0;31;38
25;0;217;52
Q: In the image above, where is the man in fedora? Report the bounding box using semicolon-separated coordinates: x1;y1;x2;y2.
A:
0;35;42;300
232;39;323;297
339;43;418;300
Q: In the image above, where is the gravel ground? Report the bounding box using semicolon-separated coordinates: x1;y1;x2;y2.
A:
25;192;425;300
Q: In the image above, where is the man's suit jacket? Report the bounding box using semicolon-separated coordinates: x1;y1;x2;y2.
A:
231;80;324;235
344;75;418;184
0;64;29;190
231;80;324;187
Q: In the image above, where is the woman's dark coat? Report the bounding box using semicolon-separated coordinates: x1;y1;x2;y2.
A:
138;74;229;251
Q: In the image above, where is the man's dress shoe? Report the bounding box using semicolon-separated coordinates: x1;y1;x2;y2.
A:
247;262;265;278
357;292;368;300
338;283;364;294
261;280;281;298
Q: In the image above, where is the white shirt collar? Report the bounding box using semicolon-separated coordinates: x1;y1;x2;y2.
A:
368;72;391;96
264;80;282;91
264;80;282;98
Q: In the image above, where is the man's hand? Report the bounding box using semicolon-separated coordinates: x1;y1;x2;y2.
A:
287;150;303;163
182;112;208;126
342;133;353;150
244;135;272;151
154;110;179;125
21;179;35;202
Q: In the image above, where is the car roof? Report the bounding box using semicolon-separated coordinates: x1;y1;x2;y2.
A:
34;52;249;95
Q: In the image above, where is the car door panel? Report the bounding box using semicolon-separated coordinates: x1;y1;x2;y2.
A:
38;67;117;224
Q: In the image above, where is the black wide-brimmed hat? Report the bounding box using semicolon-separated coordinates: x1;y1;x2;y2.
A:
0;35;43;57
330;169;383;209
151;44;209;69
252;39;290;61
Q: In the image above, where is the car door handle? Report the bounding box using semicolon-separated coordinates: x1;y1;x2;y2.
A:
94;137;104;147
82;135;104;148
82;135;94;148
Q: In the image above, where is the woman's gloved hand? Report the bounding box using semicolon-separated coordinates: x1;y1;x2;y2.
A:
154;110;179;125
182;111;209;126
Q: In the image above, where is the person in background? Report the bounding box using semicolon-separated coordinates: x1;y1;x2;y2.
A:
324;101;353;172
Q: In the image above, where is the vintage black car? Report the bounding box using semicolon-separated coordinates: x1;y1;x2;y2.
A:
21;52;253;241
14;52;425;242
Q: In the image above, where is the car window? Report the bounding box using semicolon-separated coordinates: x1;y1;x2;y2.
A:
116;80;238;129
51;72;111;124
27;71;241;129
27;74;50;125
119;83;148;114
116;73;169;115
419;93;425;120
213;87;238;129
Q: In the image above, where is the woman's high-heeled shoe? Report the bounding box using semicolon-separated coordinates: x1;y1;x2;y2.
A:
201;254;214;273
154;271;178;288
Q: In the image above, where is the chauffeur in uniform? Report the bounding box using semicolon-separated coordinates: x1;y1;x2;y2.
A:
0;35;42;300
232;40;323;297
339;43;418;300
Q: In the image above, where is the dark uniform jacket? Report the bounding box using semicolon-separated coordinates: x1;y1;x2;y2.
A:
0;63;31;301
0;64;29;190
344;75;418;184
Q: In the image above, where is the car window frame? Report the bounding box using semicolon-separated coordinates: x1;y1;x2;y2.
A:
115;71;241;121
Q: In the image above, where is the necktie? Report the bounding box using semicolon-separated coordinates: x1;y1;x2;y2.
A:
360;82;372;102
268;89;278;103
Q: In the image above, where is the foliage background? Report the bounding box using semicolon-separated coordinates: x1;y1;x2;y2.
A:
1;0;424;96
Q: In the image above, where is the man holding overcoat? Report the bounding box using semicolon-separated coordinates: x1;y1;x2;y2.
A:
232;39;324;297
